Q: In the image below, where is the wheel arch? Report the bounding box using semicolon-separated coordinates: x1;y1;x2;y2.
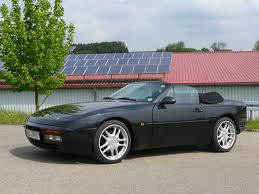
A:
100;117;135;150
219;114;239;134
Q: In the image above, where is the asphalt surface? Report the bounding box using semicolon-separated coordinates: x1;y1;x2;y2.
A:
0;125;259;194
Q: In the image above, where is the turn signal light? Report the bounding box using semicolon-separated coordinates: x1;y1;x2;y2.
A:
45;129;62;134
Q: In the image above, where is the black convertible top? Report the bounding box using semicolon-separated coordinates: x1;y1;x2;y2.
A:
199;92;224;104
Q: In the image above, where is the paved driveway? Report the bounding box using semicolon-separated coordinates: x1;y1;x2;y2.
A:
0;125;259;194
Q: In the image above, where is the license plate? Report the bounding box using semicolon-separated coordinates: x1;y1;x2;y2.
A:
25;129;41;141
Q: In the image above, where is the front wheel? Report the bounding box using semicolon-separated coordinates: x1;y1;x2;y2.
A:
93;120;131;164
211;117;237;152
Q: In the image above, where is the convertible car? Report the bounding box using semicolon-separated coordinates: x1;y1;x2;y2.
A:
25;82;247;164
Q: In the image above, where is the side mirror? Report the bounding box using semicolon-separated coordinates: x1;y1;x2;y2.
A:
159;96;176;105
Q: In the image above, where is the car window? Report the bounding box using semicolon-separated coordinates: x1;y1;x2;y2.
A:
110;82;169;102
164;85;199;104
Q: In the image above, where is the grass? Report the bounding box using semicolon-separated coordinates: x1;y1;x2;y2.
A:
246;120;259;132
0;110;29;125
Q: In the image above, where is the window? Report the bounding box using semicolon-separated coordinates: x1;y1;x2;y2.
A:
110;82;170;102
165;85;199;104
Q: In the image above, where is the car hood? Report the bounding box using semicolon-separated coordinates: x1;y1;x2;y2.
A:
27;100;139;126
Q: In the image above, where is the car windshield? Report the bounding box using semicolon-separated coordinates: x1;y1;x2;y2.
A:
109;82;170;102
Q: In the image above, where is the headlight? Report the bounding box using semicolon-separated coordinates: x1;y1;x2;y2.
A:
45;134;62;142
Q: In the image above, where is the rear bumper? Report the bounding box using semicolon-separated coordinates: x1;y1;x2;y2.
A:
25;122;95;156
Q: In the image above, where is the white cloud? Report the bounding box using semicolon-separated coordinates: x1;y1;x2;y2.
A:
1;0;259;51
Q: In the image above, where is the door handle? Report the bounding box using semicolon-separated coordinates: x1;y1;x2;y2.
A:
193;108;203;112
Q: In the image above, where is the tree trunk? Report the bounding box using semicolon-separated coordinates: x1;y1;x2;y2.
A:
35;91;40;112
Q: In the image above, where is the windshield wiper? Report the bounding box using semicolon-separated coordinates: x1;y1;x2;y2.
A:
102;97;115;100
116;97;136;101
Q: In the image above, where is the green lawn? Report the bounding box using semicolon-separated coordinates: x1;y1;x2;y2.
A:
246;120;259;132
0;110;29;125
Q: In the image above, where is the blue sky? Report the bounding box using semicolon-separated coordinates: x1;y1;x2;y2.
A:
2;0;259;51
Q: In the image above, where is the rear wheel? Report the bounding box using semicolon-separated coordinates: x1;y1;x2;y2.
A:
211;117;237;152
93;120;131;164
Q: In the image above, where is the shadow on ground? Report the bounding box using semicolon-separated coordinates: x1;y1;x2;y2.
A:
127;145;211;160
10;145;211;164
9;146;98;165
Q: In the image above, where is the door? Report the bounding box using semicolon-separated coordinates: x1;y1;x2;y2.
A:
153;85;209;147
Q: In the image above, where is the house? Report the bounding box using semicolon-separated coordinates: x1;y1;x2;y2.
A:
0;51;259;117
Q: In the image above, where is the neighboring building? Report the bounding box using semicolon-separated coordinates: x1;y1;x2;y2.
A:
0;51;259;118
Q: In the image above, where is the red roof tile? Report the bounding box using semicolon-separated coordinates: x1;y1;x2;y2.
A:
165;51;259;84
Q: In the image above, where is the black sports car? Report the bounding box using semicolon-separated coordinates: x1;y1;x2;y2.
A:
25;82;247;164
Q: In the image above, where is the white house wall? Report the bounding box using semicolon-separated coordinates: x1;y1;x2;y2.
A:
0;88;119;113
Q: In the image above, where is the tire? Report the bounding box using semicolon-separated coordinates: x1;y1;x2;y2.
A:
93;120;131;164
210;117;237;152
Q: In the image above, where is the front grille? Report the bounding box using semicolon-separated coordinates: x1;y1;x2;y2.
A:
29;139;59;150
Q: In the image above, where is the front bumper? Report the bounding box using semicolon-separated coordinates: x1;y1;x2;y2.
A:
25;122;95;156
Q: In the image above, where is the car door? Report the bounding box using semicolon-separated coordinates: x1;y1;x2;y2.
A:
152;85;210;148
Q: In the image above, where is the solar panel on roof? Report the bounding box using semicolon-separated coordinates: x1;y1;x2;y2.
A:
133;52;143;58
143;52;153;58
106;59;118;66
77;54;87;60
63;67;75;74
128;59;139;65
117;59;128;65
108;66;122;74
65;60;76;67
85;66;98;74
95;59;107;66
160;58;171;65
114;53;124;59
67;54;78;60
150;58;160;65
75;59;86;66
123;53;134;58
64;52;172;75
139;58;149;65
121;66;133;74
153;52;163;58
163;52;172;58
86;54;96;59
73;67;86;75
97;66;110;74
86;59;97;66
104;53;115;59
133;65;145;74
145;65;158;73
95;54;105;59
158;65;169;73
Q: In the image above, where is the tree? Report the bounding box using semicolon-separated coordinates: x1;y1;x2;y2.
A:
210;42;227;51
201;47;210;52
253;40;259;51
157;41;197;52
0;0;74;111
72;41;129;54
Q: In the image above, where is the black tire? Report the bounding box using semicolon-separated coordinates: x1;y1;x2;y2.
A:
210;117;237;152
93;120;131;164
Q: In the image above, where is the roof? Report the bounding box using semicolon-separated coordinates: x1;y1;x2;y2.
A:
1;51;259;88
165;51;259;85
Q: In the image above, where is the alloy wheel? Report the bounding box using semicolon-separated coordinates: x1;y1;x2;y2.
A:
99;124;129;161
217;121;236;150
